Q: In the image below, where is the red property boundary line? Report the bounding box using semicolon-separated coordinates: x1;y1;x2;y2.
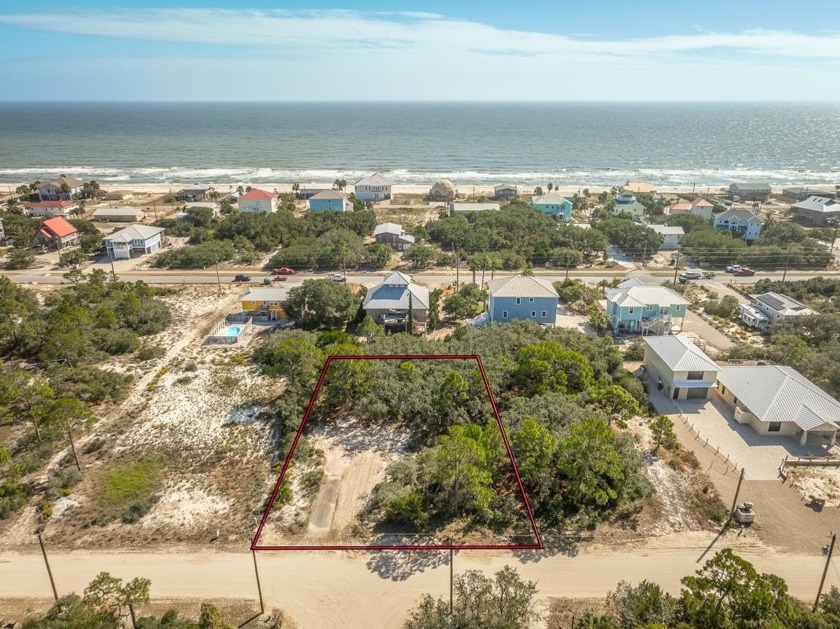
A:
251;354;543;551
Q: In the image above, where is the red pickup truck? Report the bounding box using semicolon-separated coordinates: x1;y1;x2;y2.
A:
271;267;295;275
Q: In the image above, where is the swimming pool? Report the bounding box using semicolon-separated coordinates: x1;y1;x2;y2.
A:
221;325;243;337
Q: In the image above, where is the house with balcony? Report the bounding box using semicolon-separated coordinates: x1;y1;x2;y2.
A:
374;223;415;251
177;187;212;202
33;216;79;250
749;292;817;326
790;196;840;226
362;271;429;330
604;280;689;335
611;193;646;219
238;189;278;213
354;173;392;202
36;176;84;201
493;184;518;200
717;365;840;447
649;225;684;250
103;224;165;260
728;183;771;202
530;191;572;220
308;189;350;212
241;287;287;320
643;335;719;400
713;208;763;241
24;201;78;218
487;275;558;325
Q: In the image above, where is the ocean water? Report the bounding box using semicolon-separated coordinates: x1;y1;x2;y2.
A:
0;102;839;189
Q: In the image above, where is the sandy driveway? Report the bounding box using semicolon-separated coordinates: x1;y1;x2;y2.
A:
1;535;835;628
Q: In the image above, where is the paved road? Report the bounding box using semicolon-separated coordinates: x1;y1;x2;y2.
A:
0;540;836;628
3;268;837;286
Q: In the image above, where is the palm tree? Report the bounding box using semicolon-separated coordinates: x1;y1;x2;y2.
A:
291;183;300;198
333;179;348;193
547;183;554;192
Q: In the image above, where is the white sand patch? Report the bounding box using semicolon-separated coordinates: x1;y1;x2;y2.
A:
789;466;840;507
50;495;85;520
140;480;230;529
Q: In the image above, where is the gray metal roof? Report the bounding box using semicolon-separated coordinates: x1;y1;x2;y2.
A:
792;196;839;213
374;222;403;236
92;207;144;217
644;335;718;372
649;225;684;236
103;224;165;243
241;287;288;302
309;189;347;200
487;275;557;299
355;172;392;187
715;208;762;224
531;192;570;205
450;202;501;213
729;183;772;193
718;365;840;430
363;272;429;310
605;285;690;309
617;277;648;289
751;291;816;316
612;200;646;214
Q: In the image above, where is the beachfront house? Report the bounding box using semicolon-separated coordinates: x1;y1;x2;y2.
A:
24;201;78;218
362;271;429;330
450;202;500;216
374;223;415;251
295;185;331;200
643;335;719;401
784;187;836;202
604;280;689;335
177;187;211;202
649;225;684;250
713;209;763;241
429;180;457;202
354;173;392;202
728;183;771;202
493;185;518;200
33;217;79;250
486;275;558;325
103;224;165;260
790;196;840;226
92;206;146;222
103;190;135;202
238;189;278;213
241;287;287;320
717;365;840;446
36;176;84;201
307;189;350;213
530;192;573;221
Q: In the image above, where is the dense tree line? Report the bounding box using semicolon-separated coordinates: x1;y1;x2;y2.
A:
0;274;172;519
253;322;651;532
152;206;383;270
680;220;831;269
593;217;662;261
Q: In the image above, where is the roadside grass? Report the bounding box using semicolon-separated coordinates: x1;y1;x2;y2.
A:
87;457;168;525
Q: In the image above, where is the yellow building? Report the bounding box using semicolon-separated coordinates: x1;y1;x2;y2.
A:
241;288;287;320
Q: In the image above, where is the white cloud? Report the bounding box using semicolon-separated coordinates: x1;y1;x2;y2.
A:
1;8;840;61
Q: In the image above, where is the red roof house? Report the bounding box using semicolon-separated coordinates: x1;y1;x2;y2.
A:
34;216;80;249
238;189;279;213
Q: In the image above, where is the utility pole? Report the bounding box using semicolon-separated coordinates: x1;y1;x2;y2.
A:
449;547;454;615
36;530;58;601
454;245;460;291
252;549;265;615
782;244;792;283
67;430;82;473
213;248;222;298
672;251;680;285
815;532;837;611
729;467;746;518
152;197;158;220
106;247;117;281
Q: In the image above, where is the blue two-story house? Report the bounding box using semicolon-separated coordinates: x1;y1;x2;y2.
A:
487;275;558;324
530;192;573;221
604;278;690;335
307;189;350;213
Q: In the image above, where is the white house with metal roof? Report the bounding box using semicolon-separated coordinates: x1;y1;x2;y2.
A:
92;206;146;222
604;282;689;335
103;224;165;260
354;173;392;202
790;195;840;226
362;271;429;329
487;275;558;324
717;365;840;446
749;292;817;326
649;225;684;250
713;208;763;241
643;335;719;400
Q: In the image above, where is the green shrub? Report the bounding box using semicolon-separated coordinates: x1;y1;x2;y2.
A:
136;344;166;362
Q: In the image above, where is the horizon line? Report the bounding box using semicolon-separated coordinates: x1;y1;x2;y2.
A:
0;99;838;105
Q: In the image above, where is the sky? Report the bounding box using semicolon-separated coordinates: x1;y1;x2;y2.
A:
1;1;840;101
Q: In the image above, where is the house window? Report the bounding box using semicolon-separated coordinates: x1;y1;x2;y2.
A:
720;385;726;394
686;371;704;381
502;310;508;319
628;308;634;314
516;298;521;305
768;422;782;432
531;311;536;317
529;297;534;302
541;311;547;317
733;397;738;405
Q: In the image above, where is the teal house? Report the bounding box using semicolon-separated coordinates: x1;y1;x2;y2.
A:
530;191;573;221
487;275;558;324
307;189;350;213
604;278;690;335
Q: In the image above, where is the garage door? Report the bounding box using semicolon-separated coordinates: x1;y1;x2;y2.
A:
687;387;708;400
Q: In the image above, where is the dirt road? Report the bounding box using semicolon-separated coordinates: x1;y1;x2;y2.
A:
2;535;837;628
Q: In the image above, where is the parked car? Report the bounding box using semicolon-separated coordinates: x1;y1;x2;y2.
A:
272;276;287;282
330;273;346;282
679;271;702;280
272;267;295;275
726;264;743;273
734;268;755;276
233;274;251;282
702;271;716;279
